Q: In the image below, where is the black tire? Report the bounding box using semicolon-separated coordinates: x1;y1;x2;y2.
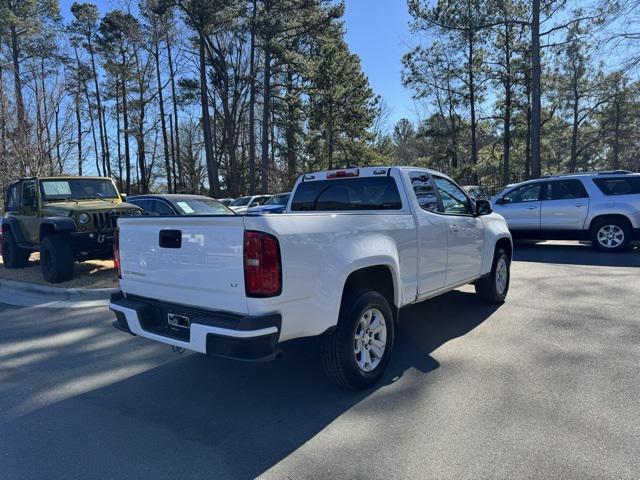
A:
321;290;395;390
40;235;75;283
475;247;510;304
590;218;631;252
2;230;30;268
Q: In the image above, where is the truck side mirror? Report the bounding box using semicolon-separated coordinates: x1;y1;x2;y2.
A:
120;193;127;201
475;199;493;215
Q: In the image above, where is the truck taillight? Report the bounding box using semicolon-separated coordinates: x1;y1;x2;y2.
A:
113;228;121;279
244;230;281;297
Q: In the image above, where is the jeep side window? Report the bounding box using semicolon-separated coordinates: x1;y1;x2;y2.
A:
6;184;20;212
22;180;37;209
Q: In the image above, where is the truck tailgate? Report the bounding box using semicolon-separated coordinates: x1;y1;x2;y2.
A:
117;216;249;314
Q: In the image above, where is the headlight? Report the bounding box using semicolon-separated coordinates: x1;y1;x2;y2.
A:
133;209;142;216
78;213;90;225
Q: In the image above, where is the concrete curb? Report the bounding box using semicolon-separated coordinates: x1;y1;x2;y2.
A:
0;278;117;301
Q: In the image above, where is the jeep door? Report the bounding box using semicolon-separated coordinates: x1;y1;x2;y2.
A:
20;180;40;243
540;179;590;231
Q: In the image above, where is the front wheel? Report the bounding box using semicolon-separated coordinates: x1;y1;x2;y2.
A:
475;247;510;304
40;235;75;283
321;290;395;389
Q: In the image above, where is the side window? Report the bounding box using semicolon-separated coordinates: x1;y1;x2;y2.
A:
546;180;588;200
593;177;640;196
253;196;269;206
5;184;20;212
154;200;174;215
131;199;152;213
503;183;542;203
434;176;472;215
22;180;36;209
409;172;439;212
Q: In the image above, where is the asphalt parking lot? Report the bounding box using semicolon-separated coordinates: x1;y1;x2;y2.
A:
1;241;639;480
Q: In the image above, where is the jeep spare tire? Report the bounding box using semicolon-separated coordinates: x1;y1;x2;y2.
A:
40;235;75;283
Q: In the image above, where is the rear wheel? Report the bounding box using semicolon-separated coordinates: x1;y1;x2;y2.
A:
590;218;631;252
40;235;75;283
475;247;510;304
2;230;30;268
321;290;395;389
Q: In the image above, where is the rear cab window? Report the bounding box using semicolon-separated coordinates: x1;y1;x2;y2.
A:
291;176;402;211
592;177;640;196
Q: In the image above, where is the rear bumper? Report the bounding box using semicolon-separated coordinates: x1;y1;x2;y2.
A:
109;292;282;362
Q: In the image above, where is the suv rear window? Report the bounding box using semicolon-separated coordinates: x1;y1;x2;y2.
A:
291;177;402;211
592;177;640;196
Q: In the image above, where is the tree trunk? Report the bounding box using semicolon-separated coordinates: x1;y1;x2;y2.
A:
285;68;297;186
166;33;182;191
467;27;478;184
248;0;258;194
611;95;621;170
115;74;124;191
120;51;132;194
88;38;109;177
40;58;53;173
569;70;579;172
10;26;28;174
502;20;512;186
199;35;219;196
530;0;542;178
260;39;272;194
75;88;83;176
154;35;172;193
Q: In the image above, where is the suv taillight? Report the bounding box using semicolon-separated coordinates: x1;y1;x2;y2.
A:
113;228;121;279
244;230;281;297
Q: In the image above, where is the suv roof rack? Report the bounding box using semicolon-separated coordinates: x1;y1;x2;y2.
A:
540;170;633;178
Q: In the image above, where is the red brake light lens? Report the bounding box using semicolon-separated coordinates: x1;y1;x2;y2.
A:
244;230;281;297
113;228;121;279
327;168;359;179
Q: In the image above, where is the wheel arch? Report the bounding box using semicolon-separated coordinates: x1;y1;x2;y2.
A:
495;237;513;261
588;214;633;233
340;264;399;324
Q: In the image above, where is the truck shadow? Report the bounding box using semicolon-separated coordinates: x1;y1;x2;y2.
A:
513;241;640;267
2;290;497;480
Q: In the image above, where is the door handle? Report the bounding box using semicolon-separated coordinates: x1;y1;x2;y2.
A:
575;202;584;207
527;205;537;210
450;224;460;232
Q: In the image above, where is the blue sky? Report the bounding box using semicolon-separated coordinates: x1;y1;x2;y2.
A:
60;0;415;127
343;1;415;126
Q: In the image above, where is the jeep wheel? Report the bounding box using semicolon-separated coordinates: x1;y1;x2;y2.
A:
40;235;75;283
2;230;30;268
321;290;395;389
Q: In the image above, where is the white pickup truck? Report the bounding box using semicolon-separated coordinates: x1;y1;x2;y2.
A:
110;167;512;389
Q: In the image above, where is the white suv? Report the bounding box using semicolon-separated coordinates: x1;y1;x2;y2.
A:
492;171;640;252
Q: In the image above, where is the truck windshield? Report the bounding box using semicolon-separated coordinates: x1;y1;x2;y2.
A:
291;177;402;211
40;179;119;201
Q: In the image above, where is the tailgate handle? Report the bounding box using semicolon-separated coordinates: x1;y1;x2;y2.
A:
159;230;182;249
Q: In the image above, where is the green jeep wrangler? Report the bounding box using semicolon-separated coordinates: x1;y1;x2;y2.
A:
2;176;141;283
